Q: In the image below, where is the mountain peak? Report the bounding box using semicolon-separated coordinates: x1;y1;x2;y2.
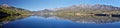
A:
0;4;11;7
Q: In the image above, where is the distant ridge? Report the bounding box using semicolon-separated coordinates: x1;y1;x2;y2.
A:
54;4;120;11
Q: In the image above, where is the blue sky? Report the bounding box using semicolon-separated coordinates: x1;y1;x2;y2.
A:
0;0;120;11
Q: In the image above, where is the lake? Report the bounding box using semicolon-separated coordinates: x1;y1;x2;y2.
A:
1;14;120;28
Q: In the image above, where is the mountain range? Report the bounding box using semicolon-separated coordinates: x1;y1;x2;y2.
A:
49;4;120;15
54;4;120;11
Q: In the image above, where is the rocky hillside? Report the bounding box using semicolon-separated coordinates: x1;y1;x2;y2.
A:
55;4;120;10
53;4;120;14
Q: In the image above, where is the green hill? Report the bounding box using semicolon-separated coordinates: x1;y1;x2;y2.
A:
0;4;32;16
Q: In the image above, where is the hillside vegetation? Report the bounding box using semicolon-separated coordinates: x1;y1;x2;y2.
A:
0;4;32;16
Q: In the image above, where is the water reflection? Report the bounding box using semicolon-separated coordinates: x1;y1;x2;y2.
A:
1;14;120;25
36;14;120;24
0;15;30;25
1;14;120;28
35;14;54;18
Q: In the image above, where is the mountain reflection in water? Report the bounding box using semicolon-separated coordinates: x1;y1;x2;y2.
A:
0;15;30;25
0;14;120;25
1;14;120;28
35;14;120;24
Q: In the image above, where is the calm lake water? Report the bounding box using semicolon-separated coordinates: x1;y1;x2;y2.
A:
1;15;120;28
